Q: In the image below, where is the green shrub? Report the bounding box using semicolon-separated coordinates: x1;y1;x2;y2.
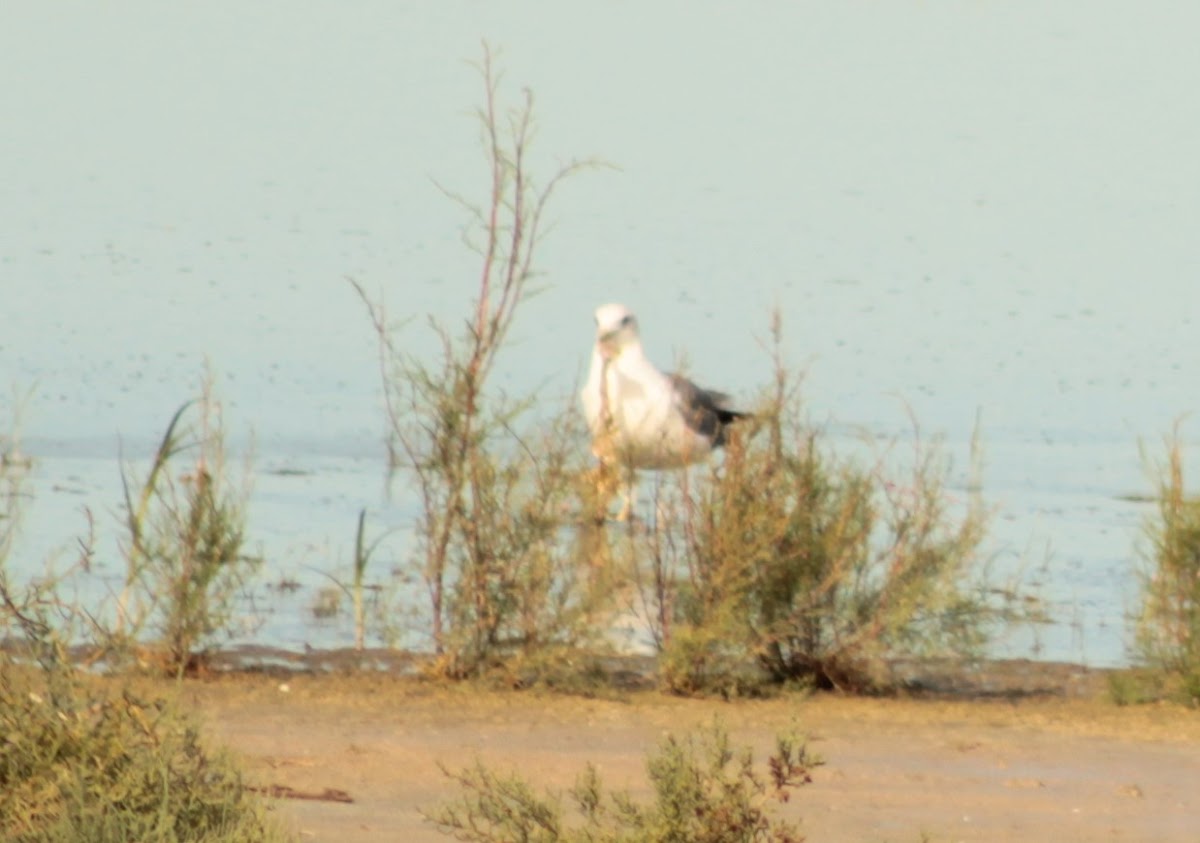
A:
2;391;285;841
1133;426;1200;704
111;376;259;676
1106;668;1166;706
428;720;819;842
0;662;288;843
644;316;1001;694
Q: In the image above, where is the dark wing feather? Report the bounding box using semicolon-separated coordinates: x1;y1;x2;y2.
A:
668;373;749;448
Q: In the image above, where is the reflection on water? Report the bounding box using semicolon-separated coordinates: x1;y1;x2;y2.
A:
5;2;1200;667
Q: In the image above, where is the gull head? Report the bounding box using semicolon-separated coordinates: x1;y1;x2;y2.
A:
594;303;641;360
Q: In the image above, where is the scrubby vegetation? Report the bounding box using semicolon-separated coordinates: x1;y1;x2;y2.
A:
1;458;286;842
621;320;1001;695
428;720;819;843
0;661;287;843
0;32;1195;726
1130;425;1200;705
2;373;259;679
351;44;609;681
113;379;258;676
346;47;1014;695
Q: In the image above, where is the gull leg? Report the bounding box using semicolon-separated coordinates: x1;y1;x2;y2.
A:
615;496;631;522
615;474;637;522
587;459;620;524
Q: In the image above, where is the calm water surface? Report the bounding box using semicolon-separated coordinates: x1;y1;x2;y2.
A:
4;3;1200;666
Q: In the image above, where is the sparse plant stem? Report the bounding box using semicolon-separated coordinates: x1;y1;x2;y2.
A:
353;508;368;651
117;400;192;639
305;509;389;652
352;43;602;678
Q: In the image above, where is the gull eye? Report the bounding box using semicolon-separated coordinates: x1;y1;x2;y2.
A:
620;315;633;327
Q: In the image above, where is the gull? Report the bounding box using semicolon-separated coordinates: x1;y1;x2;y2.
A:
581;302;749;520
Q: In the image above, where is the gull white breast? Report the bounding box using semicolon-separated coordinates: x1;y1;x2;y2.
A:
581;302;748;516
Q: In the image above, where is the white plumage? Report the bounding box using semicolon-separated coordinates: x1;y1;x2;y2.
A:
581;303;747;517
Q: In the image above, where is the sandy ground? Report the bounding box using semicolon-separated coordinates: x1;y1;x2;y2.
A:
174;665;1200;843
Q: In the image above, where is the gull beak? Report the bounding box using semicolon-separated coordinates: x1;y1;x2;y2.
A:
597;329;622;359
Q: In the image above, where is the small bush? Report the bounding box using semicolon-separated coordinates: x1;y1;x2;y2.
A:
1133;425;1200;704
1106;668;1166;706
642;315;1003;694
1;393;284;841
428;720;819;842
0;661;288;843
353;44;604;679
110;375;259;675
1;501;285;842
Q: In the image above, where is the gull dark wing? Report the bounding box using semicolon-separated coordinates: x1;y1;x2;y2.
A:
668;373;748;447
